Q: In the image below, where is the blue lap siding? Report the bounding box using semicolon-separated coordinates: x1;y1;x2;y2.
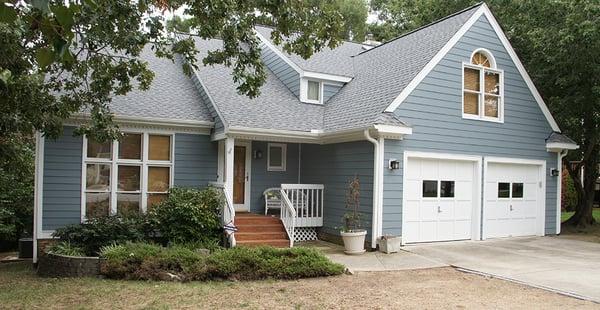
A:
173;133;218;188
382;15;559;236
42;126;83;231
301;141;374;239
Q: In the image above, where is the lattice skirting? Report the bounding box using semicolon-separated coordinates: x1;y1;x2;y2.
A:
294;227;318;241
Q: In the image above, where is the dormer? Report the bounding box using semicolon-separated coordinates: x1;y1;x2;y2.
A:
255;26;358;105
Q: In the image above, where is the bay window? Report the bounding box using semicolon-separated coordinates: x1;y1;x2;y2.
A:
83;132;173;219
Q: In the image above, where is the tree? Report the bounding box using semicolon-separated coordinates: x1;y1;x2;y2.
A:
0;0;345;142
370;0;600;227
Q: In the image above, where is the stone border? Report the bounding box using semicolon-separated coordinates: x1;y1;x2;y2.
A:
37;252;101;278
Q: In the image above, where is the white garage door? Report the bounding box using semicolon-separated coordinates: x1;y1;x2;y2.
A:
404;158;476;243
484;162;542;239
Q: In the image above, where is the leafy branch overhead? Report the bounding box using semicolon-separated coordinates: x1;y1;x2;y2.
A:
0;0;345;141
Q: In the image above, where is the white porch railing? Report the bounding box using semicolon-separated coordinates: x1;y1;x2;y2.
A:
281;184;324;227
279;189;296;247
209;182;236;247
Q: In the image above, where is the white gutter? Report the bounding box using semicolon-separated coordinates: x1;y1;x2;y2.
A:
364;129;380;248
556;149;569;235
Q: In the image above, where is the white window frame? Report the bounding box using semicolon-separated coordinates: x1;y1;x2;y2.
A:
81;131;174;220
462;49;504;123
267;143;287;172
300;78;323;104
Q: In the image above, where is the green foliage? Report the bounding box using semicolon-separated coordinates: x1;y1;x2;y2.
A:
52;215;152;256
1;0;345;143
342;176;363;232
206;246;345;280
562;172;578;212
148;187;223;245
0;134;34;249
46;241;85;257
99;243;344;281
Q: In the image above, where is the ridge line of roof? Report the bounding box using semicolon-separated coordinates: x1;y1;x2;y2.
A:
254;24;365;47
356;2;484;57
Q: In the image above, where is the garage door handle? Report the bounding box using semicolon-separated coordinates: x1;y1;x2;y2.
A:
437;206;441;213
510;205;513;211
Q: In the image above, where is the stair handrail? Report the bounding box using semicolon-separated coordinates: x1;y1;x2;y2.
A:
279;189;296;248
209;182;236;247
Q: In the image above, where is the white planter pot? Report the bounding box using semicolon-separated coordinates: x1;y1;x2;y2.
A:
340;230;367;255
378;236;402;254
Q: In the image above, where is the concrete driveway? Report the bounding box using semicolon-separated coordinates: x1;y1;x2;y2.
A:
404;237;600;303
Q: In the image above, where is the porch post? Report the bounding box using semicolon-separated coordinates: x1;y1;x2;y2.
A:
224;137;235;204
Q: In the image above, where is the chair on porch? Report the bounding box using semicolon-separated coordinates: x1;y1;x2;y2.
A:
263;187;282;215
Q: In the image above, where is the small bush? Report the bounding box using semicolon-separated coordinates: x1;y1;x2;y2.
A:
148;187;223;244
52;215;152;256
99;243;344;281
46;241;85;257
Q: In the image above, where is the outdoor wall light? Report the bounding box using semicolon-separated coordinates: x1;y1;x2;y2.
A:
551;168;559;177
253;149;263;159
389;159;400;170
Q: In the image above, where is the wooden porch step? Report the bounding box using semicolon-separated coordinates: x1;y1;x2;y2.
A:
236;224;286;233
237;239;290;248
236;231;288;241
235;217;281;225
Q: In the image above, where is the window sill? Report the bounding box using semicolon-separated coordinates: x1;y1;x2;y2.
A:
462;114;504;124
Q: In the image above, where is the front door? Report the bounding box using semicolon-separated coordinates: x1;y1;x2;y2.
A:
233;143;251;211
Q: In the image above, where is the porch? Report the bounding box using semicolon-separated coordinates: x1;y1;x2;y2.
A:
211;138;376;248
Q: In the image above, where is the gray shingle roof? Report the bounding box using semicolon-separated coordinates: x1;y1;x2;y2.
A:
192;38;324;132
109;48;213;122
546;132;577;145
255;26;364;77
322;5;480;132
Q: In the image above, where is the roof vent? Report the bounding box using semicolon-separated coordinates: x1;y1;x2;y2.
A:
362;33;381;50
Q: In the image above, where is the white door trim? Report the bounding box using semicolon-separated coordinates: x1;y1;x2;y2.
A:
233;141;252;212
402;151;483;245
482;157;546;239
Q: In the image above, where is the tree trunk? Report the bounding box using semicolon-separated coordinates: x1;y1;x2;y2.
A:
565;149;598;228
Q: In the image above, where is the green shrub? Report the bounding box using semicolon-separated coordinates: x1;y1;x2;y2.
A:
99;243;344;281
206;247;345;280
562;173;578;212
148;187;223;244
52;215;152;256
46;241;85;257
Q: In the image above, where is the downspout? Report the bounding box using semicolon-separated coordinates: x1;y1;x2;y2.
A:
364;129;379;248
556;149;569;235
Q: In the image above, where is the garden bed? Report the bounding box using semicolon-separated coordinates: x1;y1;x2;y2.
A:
37;252;101;278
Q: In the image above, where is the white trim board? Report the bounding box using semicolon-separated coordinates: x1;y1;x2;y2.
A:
383;3;561;133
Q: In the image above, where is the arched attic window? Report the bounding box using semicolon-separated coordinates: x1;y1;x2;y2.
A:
463;49;503;121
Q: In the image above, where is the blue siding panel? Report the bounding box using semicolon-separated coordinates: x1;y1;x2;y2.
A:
260;43;300;97
249;142;299;213
174;133;218;188
323;83;343;103
383;15;559;236
42;126;82;230
301;141;374;239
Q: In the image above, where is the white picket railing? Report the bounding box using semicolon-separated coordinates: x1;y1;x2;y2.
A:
209;182;236;247
281;184;324;227
279;189;296;248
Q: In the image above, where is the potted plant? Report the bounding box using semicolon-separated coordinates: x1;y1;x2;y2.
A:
340;176;366;255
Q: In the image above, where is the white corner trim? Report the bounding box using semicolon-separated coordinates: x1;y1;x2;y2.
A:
384;3;561;133
33;131;45;263
255;29;353;84
556;150;568;235
384;5;486;113
546;142;579;152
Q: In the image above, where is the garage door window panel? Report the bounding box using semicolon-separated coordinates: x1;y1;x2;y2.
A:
440;181;455;198
511;183;524;199
422;180;438;198
498;182;510;198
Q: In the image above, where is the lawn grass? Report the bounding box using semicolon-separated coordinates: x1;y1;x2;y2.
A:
561;208;600;222
0;261;595;309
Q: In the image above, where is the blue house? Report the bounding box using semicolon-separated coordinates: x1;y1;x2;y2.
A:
33;3;578;261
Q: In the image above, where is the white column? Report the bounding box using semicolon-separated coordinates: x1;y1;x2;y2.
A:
33;131;45;264
224;137;235;204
